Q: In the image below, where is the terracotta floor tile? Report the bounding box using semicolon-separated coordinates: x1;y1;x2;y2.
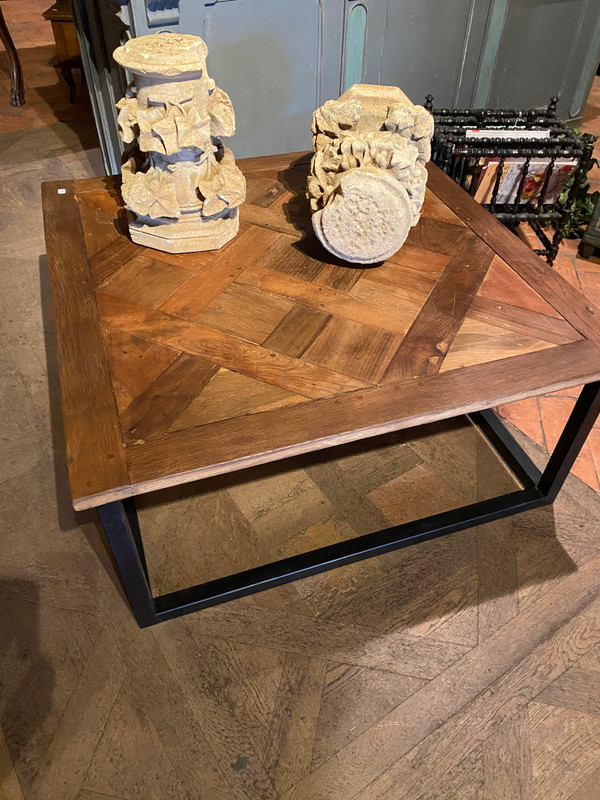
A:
553;253;582;290
588;426;600;464
507;417;546;450
497;397;541;421
538;396;600;491
570;443;600;492
539;395;577;453
576;252;600;270
577;270;600;308
558;237;582;257
546;385;583;399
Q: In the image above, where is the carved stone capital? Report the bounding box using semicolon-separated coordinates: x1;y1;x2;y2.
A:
113;33;245;253
307;84;434;264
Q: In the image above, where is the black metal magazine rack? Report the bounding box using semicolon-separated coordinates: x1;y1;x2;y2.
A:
425;95;595;265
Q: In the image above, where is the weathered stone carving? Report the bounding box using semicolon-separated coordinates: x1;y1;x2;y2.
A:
113;33;245;253
307;84;434;264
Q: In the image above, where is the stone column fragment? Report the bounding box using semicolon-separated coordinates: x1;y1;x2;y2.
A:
307;84;434;264
113;33;245;253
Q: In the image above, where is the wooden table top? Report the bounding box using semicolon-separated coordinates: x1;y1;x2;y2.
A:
42;153;600;510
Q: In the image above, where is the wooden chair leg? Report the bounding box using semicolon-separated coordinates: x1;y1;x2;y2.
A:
0;6;25;106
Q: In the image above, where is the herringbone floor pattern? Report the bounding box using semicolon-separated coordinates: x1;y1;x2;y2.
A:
3;25;600;799
4;142;600;798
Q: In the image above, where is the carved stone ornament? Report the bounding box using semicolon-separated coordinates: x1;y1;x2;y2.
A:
307;84;434;264
113;33;245;253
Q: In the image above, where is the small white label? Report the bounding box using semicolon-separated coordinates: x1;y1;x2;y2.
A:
57;188;66;194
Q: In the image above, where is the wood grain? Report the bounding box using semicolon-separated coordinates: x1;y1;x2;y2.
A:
123;340;600;504
88;236;140;286
263;305;331;358
236;265;418;335
42;157;600;514
263;654;326;795
96;292;370;401
427;164;600;347
382;233;494;381
158;225;280;318
120;354;219;443
41;182;129;507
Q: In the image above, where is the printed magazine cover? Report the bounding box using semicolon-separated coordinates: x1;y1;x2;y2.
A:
473;159;577;205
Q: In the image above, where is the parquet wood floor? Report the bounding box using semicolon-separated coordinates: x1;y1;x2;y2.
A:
4;34;600;796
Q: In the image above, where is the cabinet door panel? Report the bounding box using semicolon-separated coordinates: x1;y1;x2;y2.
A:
486;0;600;119
380;0;492;107
180;0;323;157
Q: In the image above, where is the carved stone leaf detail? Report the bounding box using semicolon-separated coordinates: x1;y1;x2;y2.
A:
113;32;244;252
122;172;180;220
116;97;138;144
208;87;235;138
197;149;246;217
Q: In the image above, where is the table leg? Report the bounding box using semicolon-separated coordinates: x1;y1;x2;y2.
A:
0;7;25;106
96;382;600;628
97;498;156;627
60;62;76;103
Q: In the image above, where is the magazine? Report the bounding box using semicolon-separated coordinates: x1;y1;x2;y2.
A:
465;129;550;140
473;158;577;205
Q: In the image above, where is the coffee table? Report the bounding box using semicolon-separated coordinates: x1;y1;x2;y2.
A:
42;153;600;627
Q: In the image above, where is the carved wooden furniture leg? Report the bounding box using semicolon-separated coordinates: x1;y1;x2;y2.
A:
0;5;25;106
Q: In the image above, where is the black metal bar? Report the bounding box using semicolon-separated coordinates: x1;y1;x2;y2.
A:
538;382;600;502
493;210;563;223
512;156;531;213
153;485;545;623
529;218;553;260
469;409;542;487
97;501;156;627
490;156;505;213
123;496;150;584
96;382;600;627
427;95;596;265
536;157;556;210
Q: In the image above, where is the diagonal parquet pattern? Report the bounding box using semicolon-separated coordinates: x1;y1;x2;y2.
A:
50;154;593;511
5;136;600;798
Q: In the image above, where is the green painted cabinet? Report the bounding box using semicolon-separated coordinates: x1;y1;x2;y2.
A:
72;0;600;175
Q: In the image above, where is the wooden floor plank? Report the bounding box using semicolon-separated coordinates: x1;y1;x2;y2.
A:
528;702;600;800
93;587;235;800
183;603;471;680
281;563;600;800
482;711;531;800
154;620;279;800
345;592;600;800
311;663;427;769
27;628;126;800
263;654;326;795
82;676;187;799
0;722;25;800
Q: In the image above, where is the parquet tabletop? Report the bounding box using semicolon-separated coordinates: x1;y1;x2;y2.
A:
42;153;600;510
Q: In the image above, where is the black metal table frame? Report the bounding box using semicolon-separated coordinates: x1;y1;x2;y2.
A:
97;382;600;628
